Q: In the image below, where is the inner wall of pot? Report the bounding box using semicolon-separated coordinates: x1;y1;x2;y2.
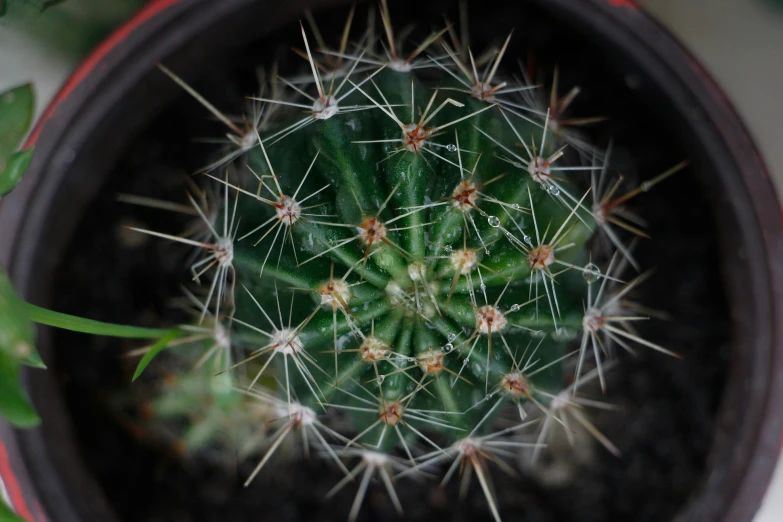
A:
20;1;735;521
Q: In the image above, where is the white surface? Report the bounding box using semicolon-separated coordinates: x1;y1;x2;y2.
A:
0;33;73;121
641;0;783;196
2;0;783;520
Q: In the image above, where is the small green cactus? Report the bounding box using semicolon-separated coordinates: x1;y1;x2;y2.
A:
126;2;686;520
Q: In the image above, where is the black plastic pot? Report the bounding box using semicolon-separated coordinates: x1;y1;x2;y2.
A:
1;0;781;521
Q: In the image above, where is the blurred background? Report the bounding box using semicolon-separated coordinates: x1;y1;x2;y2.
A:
1;0;782;520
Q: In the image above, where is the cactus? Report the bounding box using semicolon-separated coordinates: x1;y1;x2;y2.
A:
125;3;686;521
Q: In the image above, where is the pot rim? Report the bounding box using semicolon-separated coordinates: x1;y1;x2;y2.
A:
1;1;781;521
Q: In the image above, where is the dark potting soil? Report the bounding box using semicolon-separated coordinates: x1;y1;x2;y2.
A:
48;1;729;521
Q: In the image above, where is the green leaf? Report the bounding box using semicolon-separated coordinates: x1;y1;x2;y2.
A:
0;83;35;198
0;497;28;522
0;148;34;197
0;268;42;428
0;84;34;165
0;269;42;368
0;269;184;427
24;302;176;339
0;355;40;428
132;329;186;382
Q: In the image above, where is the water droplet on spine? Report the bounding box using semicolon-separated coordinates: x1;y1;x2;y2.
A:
582;263;601;284
488;215;501;227
547;185;561;196
446;144;458;152
444;343;454;352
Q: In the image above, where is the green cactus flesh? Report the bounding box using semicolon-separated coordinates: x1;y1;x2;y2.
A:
227;68;593;452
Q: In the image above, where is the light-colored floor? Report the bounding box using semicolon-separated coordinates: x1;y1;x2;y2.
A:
2;1;783;520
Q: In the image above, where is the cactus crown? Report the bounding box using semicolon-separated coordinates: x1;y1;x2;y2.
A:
129;3;684;520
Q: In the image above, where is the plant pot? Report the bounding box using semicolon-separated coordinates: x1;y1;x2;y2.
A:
1;0;781;521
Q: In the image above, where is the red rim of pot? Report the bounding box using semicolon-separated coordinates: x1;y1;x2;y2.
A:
0;0;781;521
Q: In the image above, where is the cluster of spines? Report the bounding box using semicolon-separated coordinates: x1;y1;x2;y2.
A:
123;2;687;521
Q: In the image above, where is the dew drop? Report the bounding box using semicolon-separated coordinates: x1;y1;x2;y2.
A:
446;144;458;152
547;185;561;196
488;215;501;228
523;235;533;245
444;343;454;352
462;358;470;366
511;203;521;210
484;249;490;255
444;245;453;253
582;263;601;284
377;375;385;384
447;333;457;342
510;304;520;312
479;283;487;292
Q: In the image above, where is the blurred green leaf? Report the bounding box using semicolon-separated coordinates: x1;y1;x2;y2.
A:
0;148;33;197
0;269;43;369
0;84;34;165
132;329;185;382
0;84;35;198
1;0;148;61
0;0;67;17
0;355;40;428
0;267;42;429
24;302;178;339
1;270;184;428
0;496;27;522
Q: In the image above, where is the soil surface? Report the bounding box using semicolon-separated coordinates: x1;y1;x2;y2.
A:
48;1;729;521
